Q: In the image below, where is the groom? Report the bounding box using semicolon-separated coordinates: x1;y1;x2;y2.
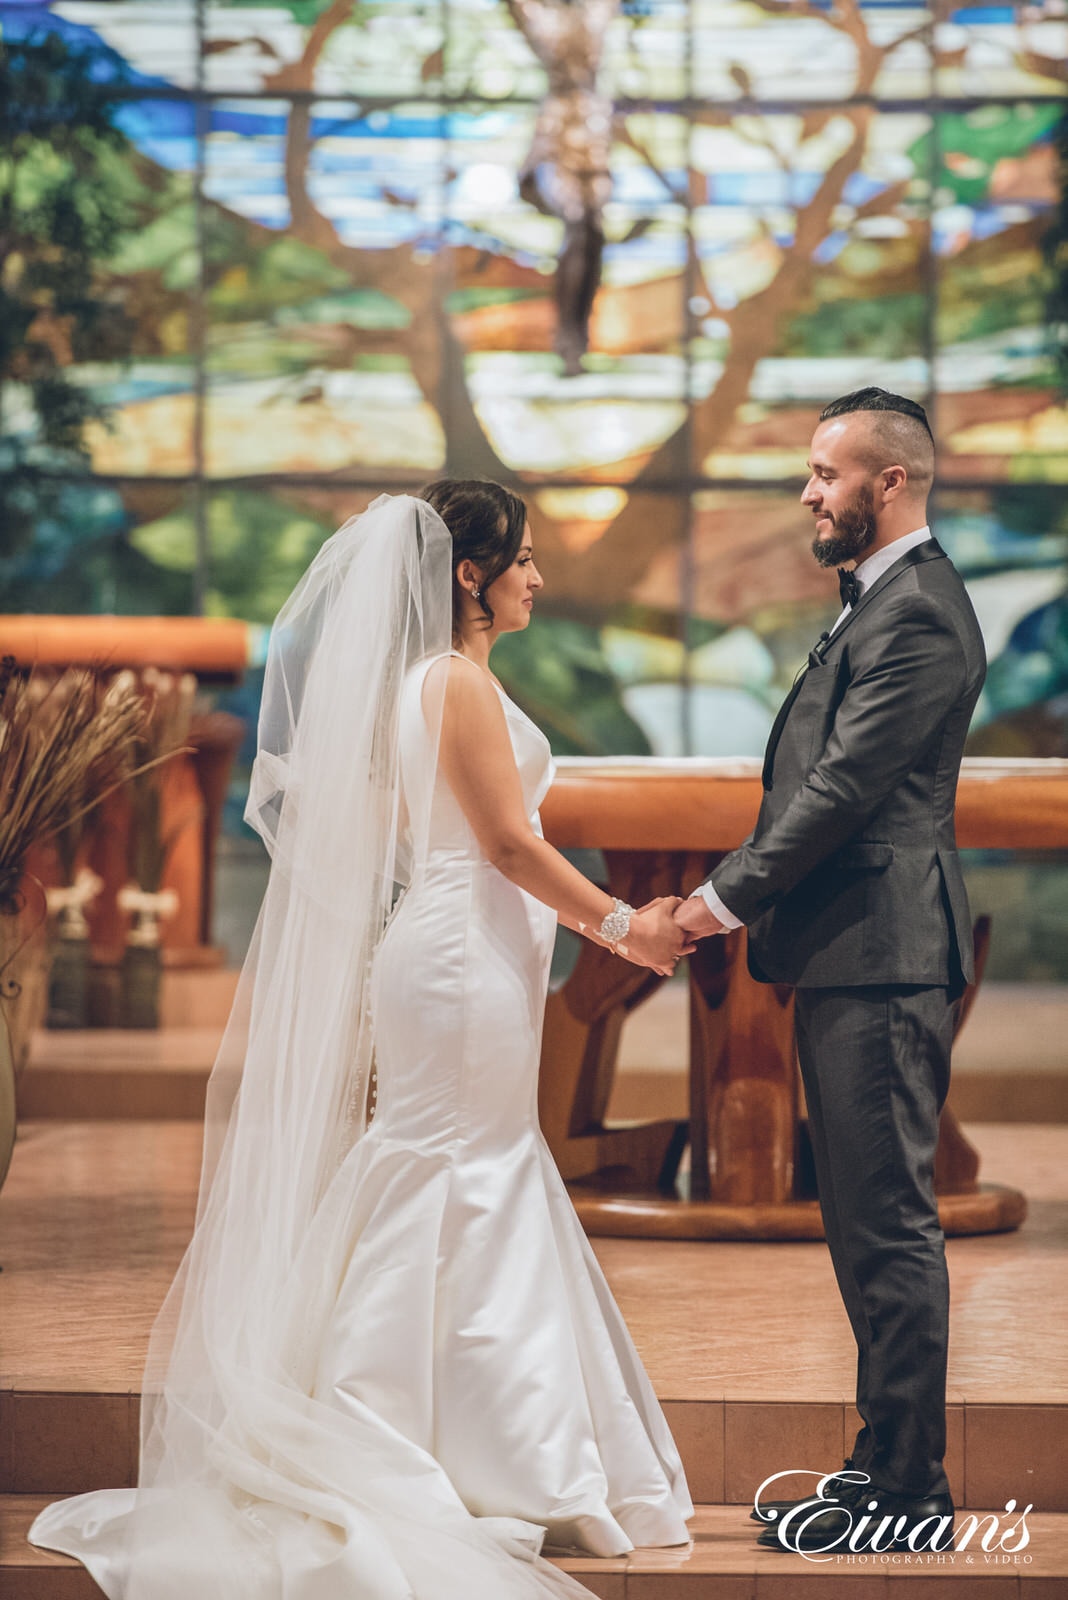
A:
675;388;986;1550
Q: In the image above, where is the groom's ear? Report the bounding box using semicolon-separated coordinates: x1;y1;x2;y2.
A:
879;464;908;502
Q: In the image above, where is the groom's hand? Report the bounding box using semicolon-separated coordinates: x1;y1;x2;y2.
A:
632;896;698;955
621;898;695;973
673;894;727;941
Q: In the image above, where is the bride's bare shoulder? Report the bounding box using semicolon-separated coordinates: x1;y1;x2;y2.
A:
422;652;502;728
427;654;525;813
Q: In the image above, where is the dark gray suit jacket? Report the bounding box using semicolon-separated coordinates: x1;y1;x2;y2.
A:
707;539;986;988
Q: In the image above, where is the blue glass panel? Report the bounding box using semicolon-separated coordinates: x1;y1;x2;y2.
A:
0;478;198;613
0;1;198;90
937;2;1068;96
690;111;931;478
693;0;934;102
202;99;446;479
204;0;444;97
446;105;687;480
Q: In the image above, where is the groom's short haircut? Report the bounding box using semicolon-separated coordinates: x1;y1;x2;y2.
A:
819;387;935;494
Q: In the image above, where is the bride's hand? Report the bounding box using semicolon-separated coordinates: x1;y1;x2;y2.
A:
616;898;693;976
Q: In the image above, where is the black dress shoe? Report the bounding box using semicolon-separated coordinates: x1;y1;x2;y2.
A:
756;1488;955;1554
749;1460;860;1523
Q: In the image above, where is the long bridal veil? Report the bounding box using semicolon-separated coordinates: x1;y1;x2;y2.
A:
28;494;593;1600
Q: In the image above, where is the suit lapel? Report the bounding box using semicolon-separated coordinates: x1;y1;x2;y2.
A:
762;645;823;790
761;538;947;791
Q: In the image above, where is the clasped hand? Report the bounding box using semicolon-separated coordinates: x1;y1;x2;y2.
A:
672;894;726;941
607;893;728;977
612;896;695;977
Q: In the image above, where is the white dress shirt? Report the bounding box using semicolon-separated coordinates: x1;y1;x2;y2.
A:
697;525;933;929
828;524;932;635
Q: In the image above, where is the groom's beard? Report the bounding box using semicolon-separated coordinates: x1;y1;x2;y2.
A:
811;485;878;568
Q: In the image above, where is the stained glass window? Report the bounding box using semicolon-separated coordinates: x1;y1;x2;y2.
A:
1;0;1064;777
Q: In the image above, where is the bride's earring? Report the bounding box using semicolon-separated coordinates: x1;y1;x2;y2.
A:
472;586;481;600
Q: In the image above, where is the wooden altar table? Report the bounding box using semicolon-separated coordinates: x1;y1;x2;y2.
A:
538;757;1068;1240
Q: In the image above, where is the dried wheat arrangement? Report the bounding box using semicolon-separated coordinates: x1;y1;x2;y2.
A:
124;668;198;895
0;658;148;914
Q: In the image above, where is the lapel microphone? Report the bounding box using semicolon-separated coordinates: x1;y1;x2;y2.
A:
794;631;832;683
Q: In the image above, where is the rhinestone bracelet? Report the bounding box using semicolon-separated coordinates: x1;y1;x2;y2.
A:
599;898;634;949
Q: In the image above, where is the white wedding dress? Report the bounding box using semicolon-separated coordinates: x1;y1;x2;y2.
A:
29;649;692;1596
359;653;692;1551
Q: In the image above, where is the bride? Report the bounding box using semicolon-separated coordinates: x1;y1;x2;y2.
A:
29;483;694;1598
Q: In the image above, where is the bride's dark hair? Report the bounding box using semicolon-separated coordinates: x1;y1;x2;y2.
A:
419;479;527;640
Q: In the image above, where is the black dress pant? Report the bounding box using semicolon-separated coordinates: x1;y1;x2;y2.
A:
794;984;956;1500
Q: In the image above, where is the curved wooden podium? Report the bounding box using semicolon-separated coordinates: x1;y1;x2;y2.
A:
0;615;254;680
539;757;1068;1241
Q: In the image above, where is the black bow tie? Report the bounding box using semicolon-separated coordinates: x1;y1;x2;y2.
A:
838;567;861;608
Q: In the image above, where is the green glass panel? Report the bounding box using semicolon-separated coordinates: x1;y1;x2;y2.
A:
933;106;1065;483
0;88;197;482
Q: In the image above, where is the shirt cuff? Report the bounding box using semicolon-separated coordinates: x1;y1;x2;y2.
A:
695;882;744;930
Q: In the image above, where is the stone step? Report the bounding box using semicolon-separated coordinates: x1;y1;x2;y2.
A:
2;1385;1065;1514
2;1119;1065;1515
19;1050;1068;1124
18;1029;218;1119
19;981;1068;1122
3;1497;1065;1597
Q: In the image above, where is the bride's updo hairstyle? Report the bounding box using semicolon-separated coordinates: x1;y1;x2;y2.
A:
419;478;527;640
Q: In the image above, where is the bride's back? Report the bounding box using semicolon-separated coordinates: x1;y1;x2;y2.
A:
399;653;482;862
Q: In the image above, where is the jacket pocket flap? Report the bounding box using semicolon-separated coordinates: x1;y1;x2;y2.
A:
835;841;895;870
